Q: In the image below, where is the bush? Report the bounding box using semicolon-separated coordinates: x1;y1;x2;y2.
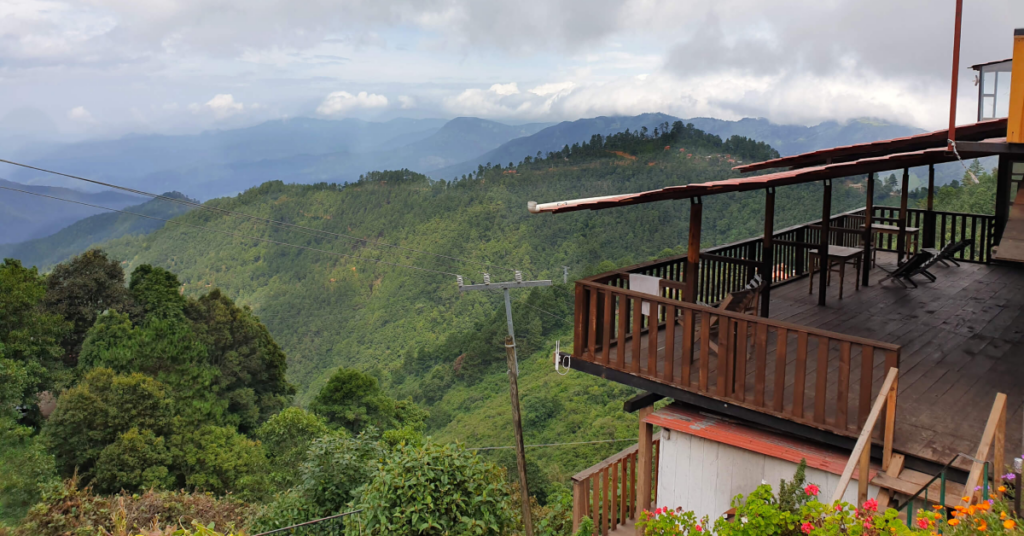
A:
94;428;174;493
168;424;269;499
354;442;514;535
0;418;57;526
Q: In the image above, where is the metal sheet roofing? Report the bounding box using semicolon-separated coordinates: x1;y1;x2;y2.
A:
732;118;1007;174
528;137;1006;215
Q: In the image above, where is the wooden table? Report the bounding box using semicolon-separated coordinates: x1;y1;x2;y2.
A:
863;224;920;262
809;245;863;300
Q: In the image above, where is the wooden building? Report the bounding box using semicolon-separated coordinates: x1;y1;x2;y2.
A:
533;29;1024;536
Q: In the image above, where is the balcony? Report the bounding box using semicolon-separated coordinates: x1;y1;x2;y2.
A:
570;207;1020;466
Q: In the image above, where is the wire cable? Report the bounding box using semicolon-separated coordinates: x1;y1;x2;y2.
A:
0;184;461;277
0;157;521;275
468;438;636;451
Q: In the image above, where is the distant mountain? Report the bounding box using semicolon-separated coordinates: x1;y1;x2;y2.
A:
430;114;926;180
0;179;144;244
11;117;552;201
0;192;195;270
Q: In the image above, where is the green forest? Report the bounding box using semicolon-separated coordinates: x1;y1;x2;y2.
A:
0;121;997;535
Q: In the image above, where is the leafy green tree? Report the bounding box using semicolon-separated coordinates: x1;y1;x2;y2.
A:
311;367;422;434
42;368;173;483
0;259;69;411
94;427;174;493
43;249;137;363
129;264;186;319
299;432;383;514
0;417;57;525
168;424;269;499
185;289;294;432
78;310;141;372
256;407;333;489
354;442;514;536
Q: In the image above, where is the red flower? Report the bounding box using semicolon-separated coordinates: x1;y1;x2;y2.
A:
863;498;878;512
801;522;814;534
916;518;929;529
804;484;820;496
695;525;703;532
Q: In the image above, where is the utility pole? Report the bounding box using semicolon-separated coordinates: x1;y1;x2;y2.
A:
459;271;551;536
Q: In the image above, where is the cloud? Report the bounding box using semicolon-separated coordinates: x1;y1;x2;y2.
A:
204;94;245;119
316;91;389;116
397;95;416;109
67;106;95;122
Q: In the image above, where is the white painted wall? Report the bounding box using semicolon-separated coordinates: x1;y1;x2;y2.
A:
656;429;879;520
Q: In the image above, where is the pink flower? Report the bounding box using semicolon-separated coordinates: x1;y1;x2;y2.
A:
801;522;814;534
695;525;703;532
863;521;872;529
863;498;878;512
835;504;843;512
916;518;928;529
804;484;820;496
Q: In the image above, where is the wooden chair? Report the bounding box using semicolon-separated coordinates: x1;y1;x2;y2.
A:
683;282;765;353
922;238;973;267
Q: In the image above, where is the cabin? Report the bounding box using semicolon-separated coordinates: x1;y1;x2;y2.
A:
530;28;1024;536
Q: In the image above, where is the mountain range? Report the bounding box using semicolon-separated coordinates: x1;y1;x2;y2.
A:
0;178;144;244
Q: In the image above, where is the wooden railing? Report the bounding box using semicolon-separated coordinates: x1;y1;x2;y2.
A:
855;207;996;264
962;393;1009;504
830;367;899;505
572;436;661;535
573;279;900;438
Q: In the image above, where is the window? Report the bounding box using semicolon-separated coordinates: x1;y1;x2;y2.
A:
976;60;1013;121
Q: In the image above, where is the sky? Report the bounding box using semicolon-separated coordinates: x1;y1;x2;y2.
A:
1;0;1021;141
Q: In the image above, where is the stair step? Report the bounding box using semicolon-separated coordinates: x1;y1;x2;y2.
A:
872;469;966;508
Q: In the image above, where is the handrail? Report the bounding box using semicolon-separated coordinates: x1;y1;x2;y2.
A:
579;279;901;352
830;367;899;504
892;454;963;512
961;393;1008;505
571;434;662;536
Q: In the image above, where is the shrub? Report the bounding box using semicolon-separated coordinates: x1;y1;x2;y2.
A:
353;442;514;535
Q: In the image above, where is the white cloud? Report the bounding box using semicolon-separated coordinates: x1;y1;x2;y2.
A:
529;81;575;97
489;82;519;96
316;91;389;116
397;95;416;109
66;105;95;122
204;94;244;119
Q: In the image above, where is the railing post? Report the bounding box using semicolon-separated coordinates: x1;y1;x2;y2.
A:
818;180;832;306
636;405;654;535
863;174;875;287
573;478;587;533
685;198;703;303
923;165;937;249
796;227;807;276
761;188;776;317
897;168;910;263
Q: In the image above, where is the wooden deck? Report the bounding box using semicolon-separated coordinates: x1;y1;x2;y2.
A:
770;252;1024;466
578;252;1024;467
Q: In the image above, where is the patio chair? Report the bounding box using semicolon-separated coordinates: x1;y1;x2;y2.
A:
685;279;765;353
921;238;973;267
878;251;935;288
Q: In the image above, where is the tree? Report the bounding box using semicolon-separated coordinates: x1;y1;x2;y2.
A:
129;264;186;320
354;442;514;536
42;368;173;483
43;249;137;363
256;407;332;489
0;259;69;416
168;424;269;499
185;289;294;432
311;367;409;434
94;427;174;493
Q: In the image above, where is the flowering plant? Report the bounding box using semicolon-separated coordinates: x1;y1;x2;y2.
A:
638;506;710;536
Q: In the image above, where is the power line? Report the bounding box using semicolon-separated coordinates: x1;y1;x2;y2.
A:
0;157;521;275
468;438;636;451
0;184;461;277
522;302;572;323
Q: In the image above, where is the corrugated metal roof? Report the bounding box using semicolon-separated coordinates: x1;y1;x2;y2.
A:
529;137;1006;214
732;118;1007;174
970;58;1012;70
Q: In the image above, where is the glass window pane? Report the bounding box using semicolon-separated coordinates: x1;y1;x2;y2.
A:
1014;162;1024;173
996;72;1012;118
983;96;995;119
983;71;996;94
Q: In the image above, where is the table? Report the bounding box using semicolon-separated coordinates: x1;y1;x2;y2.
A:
863;224;920;263
808;245;863;300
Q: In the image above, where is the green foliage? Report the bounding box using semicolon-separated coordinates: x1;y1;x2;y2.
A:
715;484;797;536
42;368;173;486
928;160;998;215
639;507;710;536
42;249;138;362
129;264;187;320
256;407;332;488
572;517;594;536
311;367;422;435
354;442;514;536
777;459;811;520
0;259;69;412
0;418;57;526
168;424;269;499
94;427;174;493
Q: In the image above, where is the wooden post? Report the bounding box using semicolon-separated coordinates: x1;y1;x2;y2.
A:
863;173;874;287
761;188;776;317
923;165;937;249
963;393;1008;504
685;198;703;303
505;335;534;536
883;374;898;471
858;442;870;505
572;479;587;533
994;394;1007;493
897;168;910;263
636;405;654;535
996;155;1012;242
818;180;832;306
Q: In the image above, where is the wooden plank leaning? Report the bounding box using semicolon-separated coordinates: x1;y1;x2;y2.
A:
830;367;899;504
962;393;1008;505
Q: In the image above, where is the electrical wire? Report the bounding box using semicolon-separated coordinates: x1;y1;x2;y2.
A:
522;302;572;323
0;184;462;277
468;438;636;451
0;157;521;275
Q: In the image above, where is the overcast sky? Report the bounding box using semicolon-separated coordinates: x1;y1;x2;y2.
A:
1;0;1021;140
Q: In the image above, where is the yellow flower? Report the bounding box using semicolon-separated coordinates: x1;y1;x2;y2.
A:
977;520;987;531
1005;520;1016;530
998;485;1006;493
932;505;943;510
962;496;971;502
948;519;960;526
1001;512;1007;520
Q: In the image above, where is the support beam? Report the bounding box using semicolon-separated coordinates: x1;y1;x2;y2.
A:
896;168;910;264
685;198;703;303
818;180;832;306
636;405;654;535
862;174;874;288
996;154;1012;242
761;188;776;317
923;165;937;249
624;392;665;413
